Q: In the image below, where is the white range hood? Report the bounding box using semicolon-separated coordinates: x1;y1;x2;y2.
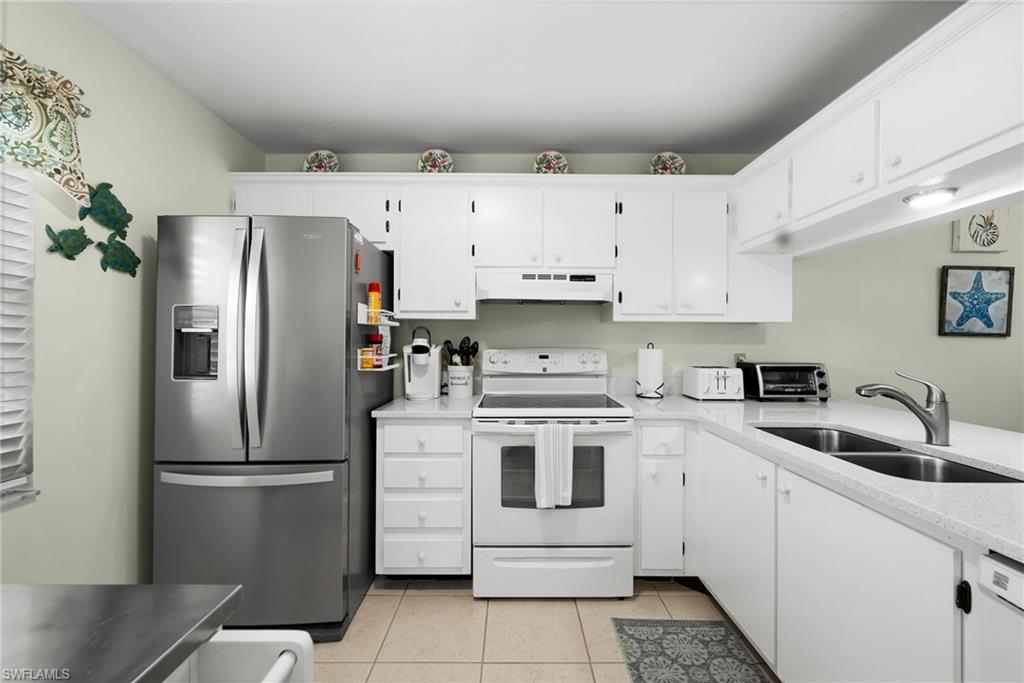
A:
475;271;613;304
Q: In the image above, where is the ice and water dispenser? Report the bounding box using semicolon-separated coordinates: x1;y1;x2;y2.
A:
172;305;219;380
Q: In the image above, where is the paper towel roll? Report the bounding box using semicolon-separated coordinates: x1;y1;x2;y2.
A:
637;344;664;398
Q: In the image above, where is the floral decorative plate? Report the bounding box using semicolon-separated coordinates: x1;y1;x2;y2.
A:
418;149;454;173
303;149;339;172
650;151;686;175
534;150;570;174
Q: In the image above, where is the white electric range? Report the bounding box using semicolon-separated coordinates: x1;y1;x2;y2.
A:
471;348;635;598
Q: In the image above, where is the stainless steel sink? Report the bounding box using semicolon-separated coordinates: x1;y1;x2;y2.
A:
756;426;1023;484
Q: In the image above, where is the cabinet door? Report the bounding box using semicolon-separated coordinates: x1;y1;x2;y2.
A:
674;191;727;315
543;190;616;269
396;188;472;316
470;188;543;267
697;433;776;663
311;186;391;245
615;191;673;316
879;3;1023;182
735;159;790;244
792;102;877;219
776;470;958;682
637;457;684;573
234;186;310;216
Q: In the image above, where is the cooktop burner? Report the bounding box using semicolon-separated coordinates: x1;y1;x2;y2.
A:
478;394;625;410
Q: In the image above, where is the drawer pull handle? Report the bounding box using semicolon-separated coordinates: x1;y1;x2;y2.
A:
417;551;426;562
418;511;427;521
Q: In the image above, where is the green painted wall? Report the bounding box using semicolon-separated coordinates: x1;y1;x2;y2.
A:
0;1;264;584
398;205;1023;432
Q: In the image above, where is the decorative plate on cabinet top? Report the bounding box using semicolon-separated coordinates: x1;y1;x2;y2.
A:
534;150;570;174
303;149;339;172
418;149;454;173
650;151;686;175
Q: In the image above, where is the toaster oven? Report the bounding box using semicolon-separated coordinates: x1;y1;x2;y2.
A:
737;362;830;402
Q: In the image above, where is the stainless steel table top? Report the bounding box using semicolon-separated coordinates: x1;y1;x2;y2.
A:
1;583;241;682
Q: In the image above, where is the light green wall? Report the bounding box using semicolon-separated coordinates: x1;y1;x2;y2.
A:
399;205;1023;432
0;1;264;583
265;153;756;175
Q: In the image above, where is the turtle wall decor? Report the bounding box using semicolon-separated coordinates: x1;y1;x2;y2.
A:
79;182;132;239
96;233;141;277
44;225;94;260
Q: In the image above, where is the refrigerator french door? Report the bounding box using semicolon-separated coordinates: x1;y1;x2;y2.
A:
153;215;391;631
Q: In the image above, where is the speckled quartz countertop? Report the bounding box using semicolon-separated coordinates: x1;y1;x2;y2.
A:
373;392;1024;561
625;395;1024;562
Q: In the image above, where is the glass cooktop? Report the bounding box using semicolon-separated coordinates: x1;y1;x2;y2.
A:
478;394;625;410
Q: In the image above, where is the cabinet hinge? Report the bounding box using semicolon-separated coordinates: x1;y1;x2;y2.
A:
397;288;401;301
614;245;618;259
386;199;390;212
618;291;623;304
681;542;686;556
385;219;390;233
681;472;686;487
726;203;729;215
471;244;476;256
398;200;402;212
955;580;972;613
725;292;729;304
471;200;475;213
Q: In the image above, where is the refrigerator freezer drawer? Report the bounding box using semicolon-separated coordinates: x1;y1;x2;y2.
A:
154;463;347;627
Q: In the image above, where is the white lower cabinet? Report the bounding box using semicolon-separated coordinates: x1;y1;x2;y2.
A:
376;419;472;574
696;433;777;664
635;424;689;575
776;469;959;682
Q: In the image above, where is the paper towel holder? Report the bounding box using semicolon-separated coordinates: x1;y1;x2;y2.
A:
636;342;665;399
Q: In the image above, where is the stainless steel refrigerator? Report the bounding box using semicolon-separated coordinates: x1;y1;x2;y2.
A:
153;215;391;639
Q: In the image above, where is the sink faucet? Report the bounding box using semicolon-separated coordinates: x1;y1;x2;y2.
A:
855;372;950;446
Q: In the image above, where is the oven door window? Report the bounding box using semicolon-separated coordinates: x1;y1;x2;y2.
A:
500;446;605;509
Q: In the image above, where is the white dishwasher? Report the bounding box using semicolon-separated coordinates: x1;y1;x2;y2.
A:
973;554;1024;682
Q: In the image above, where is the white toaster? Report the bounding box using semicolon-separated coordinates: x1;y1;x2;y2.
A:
682;366;744;401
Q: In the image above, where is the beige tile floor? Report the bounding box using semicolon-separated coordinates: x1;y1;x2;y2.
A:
314;578;778;683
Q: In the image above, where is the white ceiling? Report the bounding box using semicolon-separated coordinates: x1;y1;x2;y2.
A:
72;0;961;154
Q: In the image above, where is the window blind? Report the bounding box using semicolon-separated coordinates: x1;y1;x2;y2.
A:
1;164;37;507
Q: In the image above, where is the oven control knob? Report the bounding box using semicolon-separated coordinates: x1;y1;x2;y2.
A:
501;353;511;365
488;353;498;364
590;353;600;364
417;551;426;562
818;383;828;391
816;370;826;378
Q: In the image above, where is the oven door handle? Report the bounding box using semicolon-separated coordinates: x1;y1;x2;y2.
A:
472;420;633;436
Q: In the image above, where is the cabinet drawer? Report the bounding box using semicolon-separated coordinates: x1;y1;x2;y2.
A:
383;424;463;453
383;458;463;489
641;427;686;455
382;498;464;528
382;538;464;569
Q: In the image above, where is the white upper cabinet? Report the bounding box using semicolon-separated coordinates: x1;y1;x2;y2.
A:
674;191;727;315
792;102;877;219
879;3;1023;183
469;188;543;267
614;191;674;316
543;190;617;269
776;470;958;682
311;186;393;246
735;158;790;244
234;186;310;216
395;187;474;318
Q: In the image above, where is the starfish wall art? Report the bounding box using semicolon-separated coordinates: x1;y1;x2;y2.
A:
939;266;1015;337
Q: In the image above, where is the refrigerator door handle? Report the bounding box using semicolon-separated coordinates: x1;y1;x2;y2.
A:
245;227;265;449
225;227;247;449
160;470;334;488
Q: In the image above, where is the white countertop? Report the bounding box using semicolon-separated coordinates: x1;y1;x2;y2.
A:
373;393;1024;562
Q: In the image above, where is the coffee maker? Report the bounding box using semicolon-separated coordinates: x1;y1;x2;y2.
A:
404;326;441;400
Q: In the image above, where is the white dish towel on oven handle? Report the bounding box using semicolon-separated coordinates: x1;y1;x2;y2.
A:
534;423;574;508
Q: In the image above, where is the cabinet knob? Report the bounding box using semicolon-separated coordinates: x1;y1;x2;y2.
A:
417;551;426;562
851;171;865;185
418;511;427;521
755;472;768;482
554;254;563;263
418;471;427;482
418;435;427;446
530;253;538;262
660;439;670;449
648;467;659;479
778;484;792;496
771;211;783;221
886;154;902;168
658;302;670;310
454;299;462;307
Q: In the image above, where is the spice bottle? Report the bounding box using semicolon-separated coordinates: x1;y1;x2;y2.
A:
368;281;382;323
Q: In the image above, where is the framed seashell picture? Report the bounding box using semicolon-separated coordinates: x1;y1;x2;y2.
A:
952;206;1009;253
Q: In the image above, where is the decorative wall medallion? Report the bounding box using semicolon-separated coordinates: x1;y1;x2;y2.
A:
534;150;570;174
939;265;1014;337
953;207;1009;252
418;149;453;173
45;225;93;260
650;151;687;175
303;149;339;172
